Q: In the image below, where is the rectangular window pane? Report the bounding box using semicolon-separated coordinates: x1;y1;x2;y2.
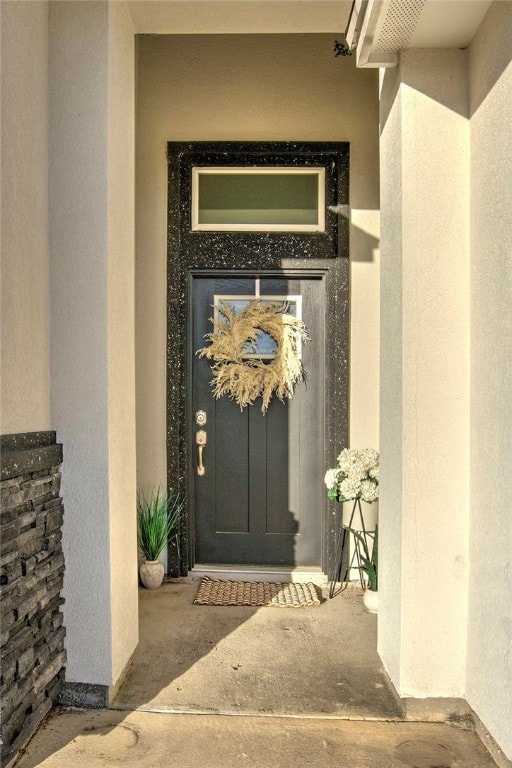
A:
192;168;325;232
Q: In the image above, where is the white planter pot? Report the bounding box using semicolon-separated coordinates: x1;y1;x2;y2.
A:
342;499;378;531
139;559;165;589
363;589;378;614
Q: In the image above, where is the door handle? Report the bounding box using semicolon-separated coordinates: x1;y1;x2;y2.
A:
196;430;207;476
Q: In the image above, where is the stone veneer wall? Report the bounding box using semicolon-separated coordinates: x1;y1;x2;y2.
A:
0;432;66;767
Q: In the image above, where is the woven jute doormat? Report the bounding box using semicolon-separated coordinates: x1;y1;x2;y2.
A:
193;576;321;607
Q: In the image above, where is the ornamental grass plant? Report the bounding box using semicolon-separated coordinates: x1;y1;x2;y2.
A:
136;486;183;562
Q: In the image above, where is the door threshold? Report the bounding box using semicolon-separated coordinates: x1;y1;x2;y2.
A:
190;564;327;586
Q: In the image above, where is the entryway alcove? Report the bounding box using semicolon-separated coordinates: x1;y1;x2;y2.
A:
166;141;350;580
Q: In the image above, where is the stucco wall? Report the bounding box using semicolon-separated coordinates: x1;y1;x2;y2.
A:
128;1;350;35
0;1;51;434
136;34;380;499
50;0;138;687
378;64;403;689
107;1;139;686
378;50;470;698
467;2;512;758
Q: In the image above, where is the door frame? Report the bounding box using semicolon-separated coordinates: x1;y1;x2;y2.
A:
167;141;350;577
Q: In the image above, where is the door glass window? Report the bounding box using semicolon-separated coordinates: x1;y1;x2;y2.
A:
192;167;325;232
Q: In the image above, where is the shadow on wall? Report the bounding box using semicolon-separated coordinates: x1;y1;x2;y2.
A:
380;3;512;132
330;208;380;264
379;49;469;136
350;222;380;263
468;1;512;117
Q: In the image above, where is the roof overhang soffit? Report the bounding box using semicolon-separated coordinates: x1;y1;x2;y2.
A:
345;0;493;68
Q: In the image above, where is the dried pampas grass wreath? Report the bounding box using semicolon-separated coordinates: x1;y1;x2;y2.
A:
198;300;309;413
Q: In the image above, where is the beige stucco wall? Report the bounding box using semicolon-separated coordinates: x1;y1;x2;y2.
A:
128;1;350;35
0;1;51;434
136;34;380;500
467;2;512;757
378;50;470;697
50;0;111;685
49;0;138;687
107;1;139;686
377;63;403;689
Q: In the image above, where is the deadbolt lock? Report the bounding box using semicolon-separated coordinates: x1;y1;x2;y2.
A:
195;410;207;426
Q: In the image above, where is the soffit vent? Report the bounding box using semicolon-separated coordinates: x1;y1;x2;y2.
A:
375;0;427;52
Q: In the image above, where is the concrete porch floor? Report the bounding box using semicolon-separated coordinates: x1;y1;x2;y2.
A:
15;582;500;767
112;581;400;718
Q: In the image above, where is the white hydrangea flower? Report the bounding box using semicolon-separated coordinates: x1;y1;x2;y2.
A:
324;468;338;490
369;466;379;481
349;460;367;480
325;448;379;502
360;479;379;502
337;450;362;477
338;477;362;500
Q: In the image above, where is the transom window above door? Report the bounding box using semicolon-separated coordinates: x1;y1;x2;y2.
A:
191;167;326;232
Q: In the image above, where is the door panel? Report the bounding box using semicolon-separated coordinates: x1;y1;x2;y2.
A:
192;275;324;566
214;398;248;532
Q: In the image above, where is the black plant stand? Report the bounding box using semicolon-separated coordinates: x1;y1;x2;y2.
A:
328;498;376;598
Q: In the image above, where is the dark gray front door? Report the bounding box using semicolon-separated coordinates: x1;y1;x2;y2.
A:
192;274;325;566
